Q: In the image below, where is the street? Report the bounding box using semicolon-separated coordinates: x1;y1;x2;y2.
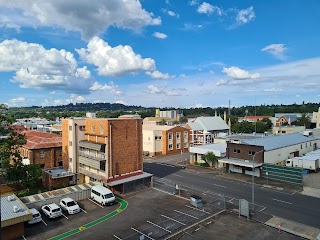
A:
144;154;320;229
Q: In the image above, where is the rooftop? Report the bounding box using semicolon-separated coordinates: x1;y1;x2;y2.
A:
188;116;229;131
1;193;32;227
22;130;62;149
189;143;227;157
142;125;175;131
45;167;74;178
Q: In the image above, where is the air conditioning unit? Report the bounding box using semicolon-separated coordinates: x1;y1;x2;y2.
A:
7;196;15;202
62;172;67;176
13;206;20;213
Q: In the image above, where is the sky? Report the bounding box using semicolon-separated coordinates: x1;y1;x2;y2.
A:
0;0;320;108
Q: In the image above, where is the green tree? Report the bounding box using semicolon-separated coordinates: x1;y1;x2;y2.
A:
201;151;218;167
179;116;187;124
159;118;167;125
22;164;42;189
296;113;311;128
261;118;272;129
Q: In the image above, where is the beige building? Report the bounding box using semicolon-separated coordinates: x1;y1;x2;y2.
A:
312;107;320;128
143;125;190;156
272;125;305;135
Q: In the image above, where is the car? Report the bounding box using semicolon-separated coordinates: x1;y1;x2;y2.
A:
28;208;42;224
41;203;62;218
60;197;81;214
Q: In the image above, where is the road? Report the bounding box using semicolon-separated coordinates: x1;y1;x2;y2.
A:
144;155;320;229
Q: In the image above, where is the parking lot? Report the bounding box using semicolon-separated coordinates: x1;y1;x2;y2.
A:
22;188;303;240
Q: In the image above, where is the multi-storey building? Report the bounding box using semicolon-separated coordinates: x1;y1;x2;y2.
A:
62;116;151;193
143;125;190;156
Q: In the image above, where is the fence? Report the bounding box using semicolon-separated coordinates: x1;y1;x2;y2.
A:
262;163;303;185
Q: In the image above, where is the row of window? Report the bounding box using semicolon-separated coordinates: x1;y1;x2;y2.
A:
168;142;188;150
69;125;86;131
232;150;257;156
39;149;62;158
168;131;188;141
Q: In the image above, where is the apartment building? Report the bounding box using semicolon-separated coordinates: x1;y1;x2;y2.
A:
143;125;190;156
62;116;151;193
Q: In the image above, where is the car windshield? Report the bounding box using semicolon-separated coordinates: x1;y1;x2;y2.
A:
104;193;114;199
66;201;77;207
52;208;60;212
33;213;40;218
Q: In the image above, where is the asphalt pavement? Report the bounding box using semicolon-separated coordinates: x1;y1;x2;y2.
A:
144;156;320;229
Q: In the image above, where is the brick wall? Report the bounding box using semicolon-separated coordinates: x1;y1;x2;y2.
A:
2;222;24;240
42;172;70;190
227;143;264;163
23;147;62;168
162;126;190;155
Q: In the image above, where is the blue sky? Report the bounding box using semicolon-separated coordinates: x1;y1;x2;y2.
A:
0;0;320;108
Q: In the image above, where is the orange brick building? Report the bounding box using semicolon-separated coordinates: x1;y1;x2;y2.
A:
62;116;151;193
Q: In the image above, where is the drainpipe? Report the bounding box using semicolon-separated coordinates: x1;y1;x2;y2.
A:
109;123;112;177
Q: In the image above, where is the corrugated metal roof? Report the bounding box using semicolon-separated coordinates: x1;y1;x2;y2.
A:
219;158;262;167
189;143;227;157
107;172;153;187
189;117;229;131
1;194;32;227
142;125;174;131
242;132;317;151
22;130;62;149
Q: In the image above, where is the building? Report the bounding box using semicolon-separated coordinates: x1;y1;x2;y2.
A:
312;107;320;128
189;143;227;167
143;125;190;156
19;131;65;169
158;109;183;120
221;132;320;177
272;113;303;126
1;193;32;240
186;116;230;145
238;116;271;123
272;125;305;135
62;116;152;193
42;167;75;190
143;117;176;126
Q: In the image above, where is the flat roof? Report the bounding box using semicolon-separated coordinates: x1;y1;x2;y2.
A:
1;193;32;227
219;158;262;168
45;168;75;178
189;143;227;157
107;172;153;187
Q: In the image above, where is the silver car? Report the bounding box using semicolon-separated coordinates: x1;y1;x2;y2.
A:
41;203;62;218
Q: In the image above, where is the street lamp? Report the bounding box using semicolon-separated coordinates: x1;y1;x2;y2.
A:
252;149;264;211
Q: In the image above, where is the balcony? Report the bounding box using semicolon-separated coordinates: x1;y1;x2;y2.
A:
78;150;106;161
79;167;103;181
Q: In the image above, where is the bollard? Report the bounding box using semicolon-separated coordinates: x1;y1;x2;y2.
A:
278;224;281;234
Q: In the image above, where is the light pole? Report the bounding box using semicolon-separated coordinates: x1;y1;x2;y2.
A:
252;149;264;211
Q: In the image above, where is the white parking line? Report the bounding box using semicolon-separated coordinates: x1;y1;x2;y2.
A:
80;208;87;213
171;174;183;178
88;198;104;208
259;207;267;212
22;235;27;240
41;219;48;226
113;235;122;240
62;213;69;219
272;199;293;205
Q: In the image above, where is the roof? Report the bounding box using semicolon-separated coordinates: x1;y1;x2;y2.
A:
22;130;62;149
243;116;271;120
188;117;229;131
1;193;32;227
107;172;153;187
189;143;227;157
142;125;175;131
242;132;317;151
143;117;173;122
219;158;262;168
45;168;75;178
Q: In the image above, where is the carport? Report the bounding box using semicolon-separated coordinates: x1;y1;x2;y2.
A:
219;158;262;177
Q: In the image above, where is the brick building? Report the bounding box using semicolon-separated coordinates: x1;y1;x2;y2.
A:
62;116;152;194
143;125;190;156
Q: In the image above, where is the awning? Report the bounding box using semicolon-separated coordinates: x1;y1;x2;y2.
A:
107;172;153;187
219;158;262;168
79;140;105;151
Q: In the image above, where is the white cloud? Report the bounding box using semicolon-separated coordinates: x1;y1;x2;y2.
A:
53;99;64;105
222;66;260;79
235;6;255;25
152;32;168;39
89;81;122;95
115;99;126;105
261;44;287;60
146;70;174;79
189;0;199;6
0;38;92;93
77;36;156;76
168;11;177;17
197;2;222;15
182;23;203;31
148;85;161;94
195;103;203;108
50;91;56;95
0;0;161;40
10;97;26;103
264;88;283;92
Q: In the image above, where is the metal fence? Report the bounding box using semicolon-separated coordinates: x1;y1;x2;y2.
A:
262;163;303;185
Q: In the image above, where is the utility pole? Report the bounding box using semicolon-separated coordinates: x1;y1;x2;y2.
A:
252;149;264;211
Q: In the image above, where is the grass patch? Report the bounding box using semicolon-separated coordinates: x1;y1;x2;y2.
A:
16;187;47;197
194;162;210;167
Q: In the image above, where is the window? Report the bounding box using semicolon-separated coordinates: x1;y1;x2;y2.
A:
168;144;173;150
100;161;106;171
40;150;44;158
176;132;181;140
155;136;158;140
100;125;104;134
168;132;173;140
60;149;62;156
91;125;95;133
159;136;162;140
184;131;188;139
40;164;45;168
184;142;188;148
69;141;72;146
79;126;86;131
69;126;72;131
306;143;307;148
69;158;72;163
233;149;240;154
58;161;63;166
301;144;302;149
248;151;256;156
177;143;181;149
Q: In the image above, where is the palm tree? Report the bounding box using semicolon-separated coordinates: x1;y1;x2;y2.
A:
201;151;218;167
297;113;311;128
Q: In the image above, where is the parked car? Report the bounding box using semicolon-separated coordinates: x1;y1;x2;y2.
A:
91;185;115;206
28;208;42;224
60;197;81;214
41;203;62;218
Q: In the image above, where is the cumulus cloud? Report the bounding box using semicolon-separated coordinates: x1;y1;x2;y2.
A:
261;44;287;60
89;81;122;95
0;38;93;93
146;70;174;79
235;6;255;25
77;36;156;76
152;32;168;39
0;0;161;40
10;97;26;103
148;85;161;94
222;66;260;79
167;10;178;17
197;2;222;16
264;88;283;92
189;0;199;6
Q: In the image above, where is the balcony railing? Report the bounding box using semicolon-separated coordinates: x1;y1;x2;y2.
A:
78;150;106;161
79;167;103;181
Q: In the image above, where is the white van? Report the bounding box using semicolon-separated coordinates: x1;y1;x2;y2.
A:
91;185;115;206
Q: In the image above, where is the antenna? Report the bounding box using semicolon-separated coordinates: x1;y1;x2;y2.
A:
228;100;231;116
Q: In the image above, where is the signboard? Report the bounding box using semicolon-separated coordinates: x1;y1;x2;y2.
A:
239;199;249;219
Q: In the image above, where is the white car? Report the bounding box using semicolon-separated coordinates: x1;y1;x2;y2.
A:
41;203;62;218
60;197;81;214
28;208;42;224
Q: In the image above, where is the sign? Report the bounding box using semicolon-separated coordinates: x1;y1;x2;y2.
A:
239;199;249;219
